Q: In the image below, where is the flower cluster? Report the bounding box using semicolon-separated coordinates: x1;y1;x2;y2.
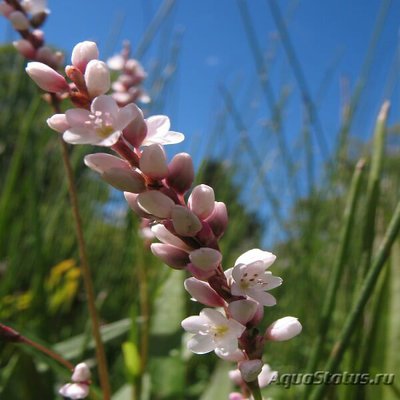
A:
0;0;63;68
22;36;302;399
107;41;150;106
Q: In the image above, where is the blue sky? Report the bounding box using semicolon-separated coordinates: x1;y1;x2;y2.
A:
1;0;399;244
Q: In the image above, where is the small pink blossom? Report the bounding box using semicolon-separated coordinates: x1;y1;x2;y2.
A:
142;115;184;146
265;316;302;341
59;363;90;399
26;62;69;93
63;95;139;146
181;308;245;354
188;184;215;219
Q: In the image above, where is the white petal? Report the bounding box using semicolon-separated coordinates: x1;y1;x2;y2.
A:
63;129;99;145
143;130;184;146
258;364;278;387
115;103;140;131
59;383;89;399
97;130;121;147
181;315;209;333
247;289;277;306
65;109;90;127
200;308;228;326
232;264;245;283
146;115;170;136
187;334;215;354
262;273;283;290
151;224;190;250
235;249;276;268
91;95;118;117
215;348;246;362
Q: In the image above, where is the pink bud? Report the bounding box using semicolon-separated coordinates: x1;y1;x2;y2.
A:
137;191;175;219
35;46;58;67
249;303;264;326
124;192;151;218
9;11;30;30
184;277;225;307
151;224;191;250
265;317;302;341
122;110;148;148
186;263;216;280
239;359;263;383
13;39;36;59
166;153;194;194
205;202;228;238
47;114;70;133
139;144;168;180
171;205;202;236
71;41;99;73
229;393;245;400
0;2;14;18
25;62;69;93
71;363;91;382
228;369;243;386
150;243;189;269
228;300;258;325
84;60;110;98
188;184;215;219
84;153;146;193
189;248;222;271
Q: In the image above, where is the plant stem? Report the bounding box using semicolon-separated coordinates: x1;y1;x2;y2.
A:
309;199;400;400
247;380;263;400
58;137;111;399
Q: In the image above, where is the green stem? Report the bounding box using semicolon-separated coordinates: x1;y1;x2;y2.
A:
247;380;263;400
309;199;400;400
58;137;111;399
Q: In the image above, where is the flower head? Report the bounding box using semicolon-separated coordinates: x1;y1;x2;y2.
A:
62;95;139;146
225;249;282;306
181;308;245;355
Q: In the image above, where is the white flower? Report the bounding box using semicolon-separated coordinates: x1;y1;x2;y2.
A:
225;249;282;306
63;95;139;146
59;363;90;399
142;115;184;146
181;308;245;354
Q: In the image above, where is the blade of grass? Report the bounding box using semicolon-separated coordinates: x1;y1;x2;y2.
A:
309;199;400;400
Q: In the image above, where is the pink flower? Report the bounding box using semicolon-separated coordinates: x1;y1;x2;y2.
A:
181;308;245;354
63;95;139;146
59;363;90;399
225;249;282;307
142;115;184;146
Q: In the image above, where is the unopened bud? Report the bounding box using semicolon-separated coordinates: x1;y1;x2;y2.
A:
189;248;222;271
137;191;175;218
122;110;147;148
71;41;99;73
188;184;215;219
71;363;91;383
150;243;189;269
171;205;202;236
205;201;228;238
239;359;263;383
13;39;36;59
47;114;70;133
84;60;110;98
184;277;225;307
9;11;30;31
151;224;191;250
124;192;151;218
166;153;194;194
139;144;168;180
228;300;258;325
265;317;302;341
84;153;146;193
25;62;69;93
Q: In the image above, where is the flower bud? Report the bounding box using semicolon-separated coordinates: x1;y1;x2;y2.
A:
150;243;189;269
189;248;222;271
215;348;246;362
205;202;228;238
84;153;146;193
184;277;225;307
188;184;215;219
151;224;190;250
71;41;99;72
124;192;151;218
137;191;175;219
166;153;194;194
122;110;147;148
71;363;91;383
228;300;258;325
249;302;264;326
265;316;302;341
139;144;168;180
25;62;69;93
84;60;110;98
0;2;14;17
228;370;243;386
171;205;202;236
47;114;70;133
13;39;36;59
9;11;30;30
186;263;217;280
239;359;263;383
229;393;245;400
